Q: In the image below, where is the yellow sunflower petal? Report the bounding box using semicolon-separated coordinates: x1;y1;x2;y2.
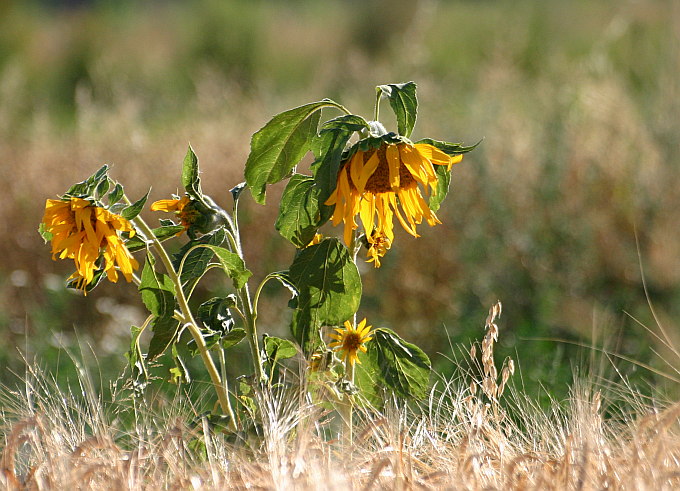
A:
386;144;401;189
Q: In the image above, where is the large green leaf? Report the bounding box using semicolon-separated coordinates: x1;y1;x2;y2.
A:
414;138;480;156
245;100;343;204
172;228;226;285
288;238;361;353
356;327;431;402
64;165;110;199
138;257;180;360
107;183;124;206
275;174;332;248
311;115;369;205
147;314;181;361
377;82;418;138
125;225;185;252
415;138;480;212
139;257;177;318
428;164;452;213
182;145;202;200
196;296;237;333
204;245;252;290
264;336;298;363
121;189;150;221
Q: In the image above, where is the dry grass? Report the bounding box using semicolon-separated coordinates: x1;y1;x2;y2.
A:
2;303;679;490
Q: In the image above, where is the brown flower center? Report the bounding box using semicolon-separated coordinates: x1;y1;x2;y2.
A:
343;332;363;352
353;144;417;194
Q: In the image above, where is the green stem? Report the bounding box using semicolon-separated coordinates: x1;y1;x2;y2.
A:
129;203;237;430
225;214;265;383
340;361;356;451
374;89;382;122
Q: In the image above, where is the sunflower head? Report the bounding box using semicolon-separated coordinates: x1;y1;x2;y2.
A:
329;318;374;367
41;197;139;293
150;196;196;234
324;134;462;267
151;194;229;238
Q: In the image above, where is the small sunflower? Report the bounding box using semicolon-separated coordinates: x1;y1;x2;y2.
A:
41;197;139;292
150;195;196;234
329;318;374;367
325;137;462;266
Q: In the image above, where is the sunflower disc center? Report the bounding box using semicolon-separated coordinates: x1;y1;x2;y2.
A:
363;145;417;194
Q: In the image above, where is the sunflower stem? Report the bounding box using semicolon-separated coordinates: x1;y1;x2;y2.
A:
128;200;237;430
225;204;266;384
340;361;355;452
374;89;382;122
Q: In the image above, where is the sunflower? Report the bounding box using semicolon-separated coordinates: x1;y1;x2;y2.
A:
329;318;374;367
325;138;462;266
41;197;139;292
150;196;195;234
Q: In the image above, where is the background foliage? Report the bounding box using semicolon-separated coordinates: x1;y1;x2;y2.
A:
1;0;679;403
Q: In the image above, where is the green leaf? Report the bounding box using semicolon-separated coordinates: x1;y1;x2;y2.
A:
205;245;252;290
147;314;181;361
414;138;480;212
121;189;150;221
264;336;298;363
108;183;124;205
64;164;110;199
288;238;361;353
95;177;110;198
172;228;226;285
220;328;246;349
139;257;177;318
169;343;191;384
196;296;236;333
154;224;186;239
182;145;203;200
311;115;369;205
125;225;185;252
414;138;481;156
65;268;105;293
377;82;418;138
125;324;149;392
125;326;148;379
275;174;331;248
245;100;342;204
428;164;451;213
38;222;52;243
356;328;431;402
269;271;298;299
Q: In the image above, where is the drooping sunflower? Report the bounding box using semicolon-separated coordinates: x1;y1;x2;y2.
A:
150;195;195;234
325;136;462;266
329;318;374;367
41;197;139;292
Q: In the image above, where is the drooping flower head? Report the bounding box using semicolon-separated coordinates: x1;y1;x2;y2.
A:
150;196;195;234
329;318;374;367
41;197;139;292
325;133;462;267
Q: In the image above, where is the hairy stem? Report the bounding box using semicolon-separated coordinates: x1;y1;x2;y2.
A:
225;211;265;383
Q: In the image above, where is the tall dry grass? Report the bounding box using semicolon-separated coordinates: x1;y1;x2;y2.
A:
2;303;680;490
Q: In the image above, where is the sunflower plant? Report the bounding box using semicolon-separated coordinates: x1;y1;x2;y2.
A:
39;82;476;435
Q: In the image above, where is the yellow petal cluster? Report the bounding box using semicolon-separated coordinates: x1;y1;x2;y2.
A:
329;318;374;367
325;141;462;266
150;196;194;234
42;197;139;292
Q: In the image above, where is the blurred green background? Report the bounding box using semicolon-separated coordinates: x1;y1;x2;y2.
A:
1;0;679;403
